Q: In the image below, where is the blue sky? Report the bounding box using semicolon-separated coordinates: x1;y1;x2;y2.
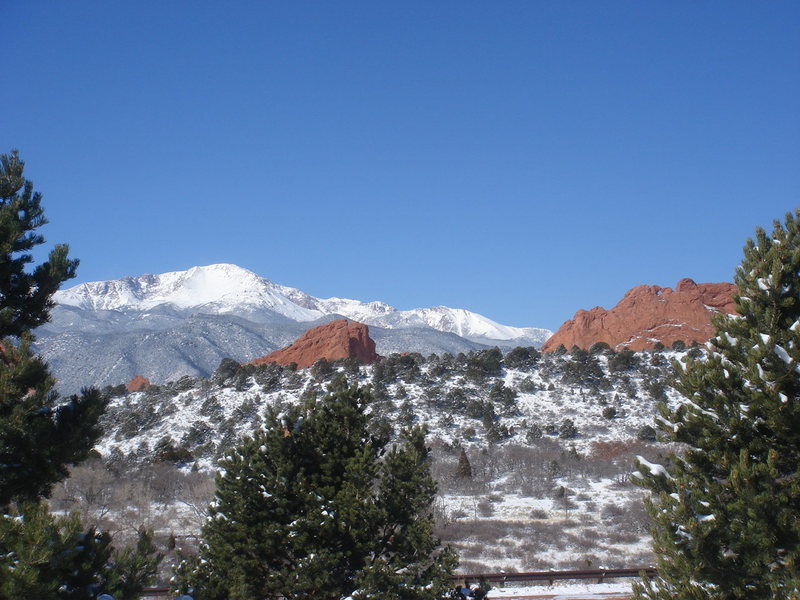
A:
6;2;799;331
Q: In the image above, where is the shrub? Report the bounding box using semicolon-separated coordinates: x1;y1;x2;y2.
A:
213;358;241;383
602;406;618;419
636;425;657;442
588;341;611;354
390;353;424;382
526;423;543;444
561;350;607;389
504;346;540;370
650;353;667;366
310;358;334;380
199;395;223;419
608;348;640;372
644;379;668;402
559;419;578;439
445;388;468;411
516;377;538;393
153;436;193;464
477;499;494;517
489;382;518;414
334;357;361;376
464;348;503;381
687;344;703;358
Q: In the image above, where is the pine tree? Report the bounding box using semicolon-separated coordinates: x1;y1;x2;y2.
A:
0;503;161;600
455;448;472;479
180;379;457;600
0;150;160;598
0;502;114;599
0;149;106;506
633;210;800;599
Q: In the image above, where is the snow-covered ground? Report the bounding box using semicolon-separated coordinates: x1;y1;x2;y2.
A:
97;348;683;461
487;581;632;598
77;347;687;572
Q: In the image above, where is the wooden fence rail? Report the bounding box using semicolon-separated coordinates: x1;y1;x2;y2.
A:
454;566;657;586
141;567;657;598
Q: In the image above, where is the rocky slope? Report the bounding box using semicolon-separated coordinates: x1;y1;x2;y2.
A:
542;278;737;351
249;320;380;368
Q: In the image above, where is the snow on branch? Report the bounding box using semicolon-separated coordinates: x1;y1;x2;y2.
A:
634;456;673;480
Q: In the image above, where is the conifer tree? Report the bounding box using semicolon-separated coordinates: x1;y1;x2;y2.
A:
0;150;160;598
633;210;800;599
455;448;472;479
180;379;457;600
0;504;161;600
0;149;106;506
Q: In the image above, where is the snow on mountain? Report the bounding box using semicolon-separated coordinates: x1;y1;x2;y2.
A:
402;306;544;342
55;264;551;345
55;264;324;322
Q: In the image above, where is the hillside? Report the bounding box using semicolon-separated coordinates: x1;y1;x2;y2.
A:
53;344;691;575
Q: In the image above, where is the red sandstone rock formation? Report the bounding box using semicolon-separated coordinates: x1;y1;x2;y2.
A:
249;319;380;369
127;375;151;392
542;278;738;352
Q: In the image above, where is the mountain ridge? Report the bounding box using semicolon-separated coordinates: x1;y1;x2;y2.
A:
55;263;551;344
39;264;551;393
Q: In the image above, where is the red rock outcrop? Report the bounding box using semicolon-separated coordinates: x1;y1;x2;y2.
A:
127;375;151;392
542;278;738;352
248;319;380;369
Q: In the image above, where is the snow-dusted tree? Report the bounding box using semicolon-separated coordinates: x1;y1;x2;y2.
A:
179;379;457;600
633;210;800;599
0;504;162;600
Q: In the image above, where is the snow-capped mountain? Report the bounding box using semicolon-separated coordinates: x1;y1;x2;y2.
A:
38;264;551;393
55;264;551;345
55;264;322;321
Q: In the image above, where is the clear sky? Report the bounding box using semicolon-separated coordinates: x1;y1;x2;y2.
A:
6;2;799;331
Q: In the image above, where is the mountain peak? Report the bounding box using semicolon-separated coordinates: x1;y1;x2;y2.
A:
55;263;321;320
55;264;551;344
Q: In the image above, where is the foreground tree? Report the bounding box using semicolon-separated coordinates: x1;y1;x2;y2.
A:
0;504;161;600
634;210;800;599
178;379;457;600
0;150;160;598
0;150;106;505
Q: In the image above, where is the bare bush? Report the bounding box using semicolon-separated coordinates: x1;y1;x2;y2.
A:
477;499;494;517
